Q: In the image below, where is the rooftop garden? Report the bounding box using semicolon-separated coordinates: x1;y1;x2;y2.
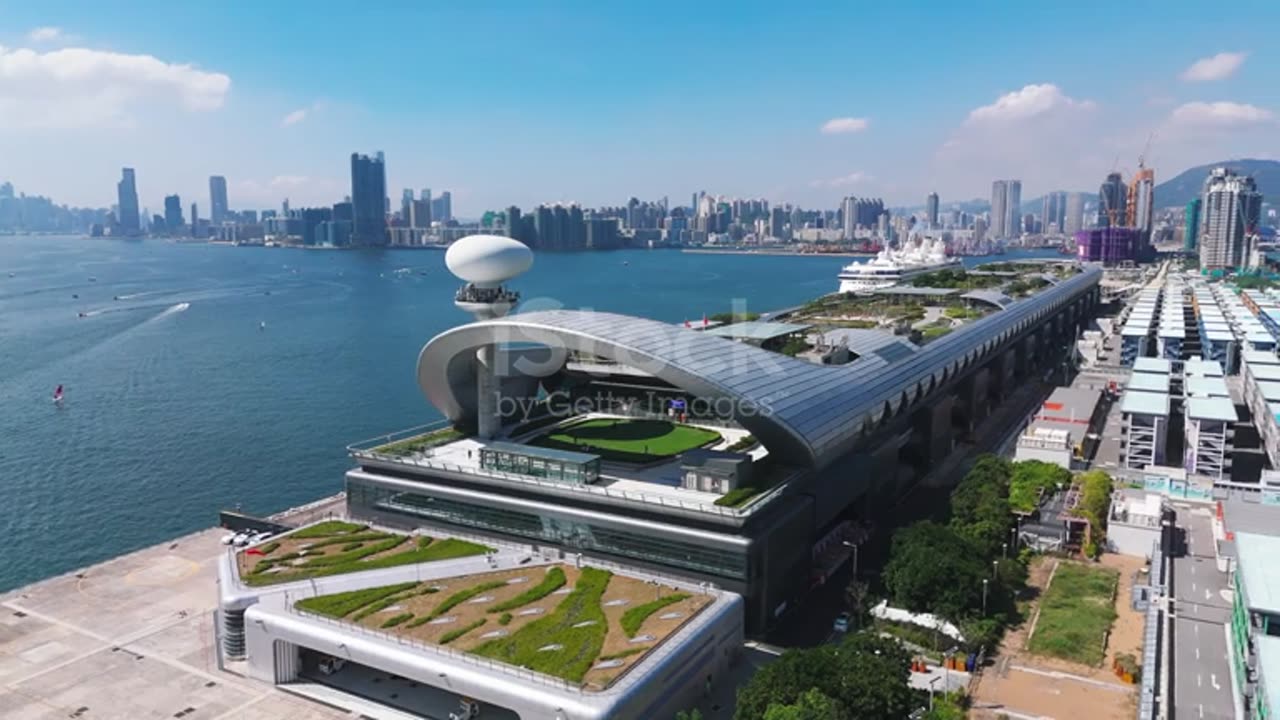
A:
237;521;491;587
371;426;465;457
911;269;1005;290
531;417;720;464
292;564;713;689
973;260;1082;279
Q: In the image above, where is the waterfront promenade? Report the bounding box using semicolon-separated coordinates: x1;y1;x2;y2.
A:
0;497;348;720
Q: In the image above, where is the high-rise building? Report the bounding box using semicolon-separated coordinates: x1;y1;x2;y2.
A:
163;195;183;232
1064;193;1085;235
925;192;939;228
116;168;140;235
411;198;431;228
350;152;387;246
1004;180;1021;240
504;206;522;242
1199;167;1262;271
209;175;228;225
435;191;453;223
400;189;414;224
586;216;621;249
190;202;199;238
974;217;987;244
1185;198;1202;252
769;207;787;240
1041;192;1066;234
1098;172;1127;228
841;197;857;240
990;181;1007;239
1127;168;1155;247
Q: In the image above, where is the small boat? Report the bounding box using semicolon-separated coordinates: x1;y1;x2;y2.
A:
7;272;14;277
259;321;266;331
77;311;86;318
88;277;97;282
113;295;119;300
53;384;64;405
72;294;78;299
623;260;630;266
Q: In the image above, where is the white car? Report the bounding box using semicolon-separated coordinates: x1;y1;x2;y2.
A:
249;531;273;545
220;533;237;546
231;532;252;547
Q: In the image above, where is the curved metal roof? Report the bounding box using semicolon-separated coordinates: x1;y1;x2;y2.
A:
419;267;1101;468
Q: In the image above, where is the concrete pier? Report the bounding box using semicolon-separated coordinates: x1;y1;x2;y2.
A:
0;496;347;720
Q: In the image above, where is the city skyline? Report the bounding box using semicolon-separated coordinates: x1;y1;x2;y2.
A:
0;4;1278;214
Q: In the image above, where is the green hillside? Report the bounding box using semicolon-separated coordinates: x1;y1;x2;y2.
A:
1153;159;1280;208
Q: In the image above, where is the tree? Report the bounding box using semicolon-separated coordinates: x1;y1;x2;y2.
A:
676;711;704;720
883;521;988;618
735;634;916;720
845;579;870;626
1008;460;1070;514
763;689;843;720
950;456;1013;557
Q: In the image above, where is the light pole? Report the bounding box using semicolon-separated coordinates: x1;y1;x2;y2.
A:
928;675;941;710
982;579;989;616
842;541;859;577
1002;541;1008;559
992;559;999;580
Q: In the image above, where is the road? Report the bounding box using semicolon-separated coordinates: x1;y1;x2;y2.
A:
1170;505;1235;720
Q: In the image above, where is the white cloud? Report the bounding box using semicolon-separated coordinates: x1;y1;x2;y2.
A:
1180;52;1246;82
27;27;64;43
965;83;1095;125
809;171;873;188
280;108;308;127
280;100;325;128
0;44;231;130
1167;101;1273;128
820;117;869;135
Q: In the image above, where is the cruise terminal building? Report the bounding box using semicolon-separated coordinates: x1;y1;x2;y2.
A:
344;239;1103;633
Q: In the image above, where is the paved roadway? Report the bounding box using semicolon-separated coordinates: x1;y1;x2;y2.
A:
1169;505;1235;720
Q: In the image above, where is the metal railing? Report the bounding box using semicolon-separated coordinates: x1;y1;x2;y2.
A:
349;445;798;519
282;555;725;696
286;603;591;694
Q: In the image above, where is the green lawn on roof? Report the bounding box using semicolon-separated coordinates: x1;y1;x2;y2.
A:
531;418;719;463
1027;562;1119;666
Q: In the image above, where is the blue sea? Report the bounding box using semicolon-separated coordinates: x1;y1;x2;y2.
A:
0;235;1060;591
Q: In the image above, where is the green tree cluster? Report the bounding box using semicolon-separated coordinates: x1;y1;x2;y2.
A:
882;521;987;619
1008;460;1070;514
1075;470;1113;557
734;634;916;720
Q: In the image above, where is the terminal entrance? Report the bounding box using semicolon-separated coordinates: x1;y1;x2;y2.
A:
292;648;519;720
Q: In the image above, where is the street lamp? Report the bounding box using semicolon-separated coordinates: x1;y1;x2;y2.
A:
992;559;999;580
928;675;942;710
982;579;989;616
842;541;859;577
1002;541;1008;559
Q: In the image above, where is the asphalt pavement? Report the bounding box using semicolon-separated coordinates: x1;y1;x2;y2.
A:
1170;505;1235;720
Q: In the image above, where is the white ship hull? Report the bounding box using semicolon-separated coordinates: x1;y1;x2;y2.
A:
836;238;963;293
837;258;963;293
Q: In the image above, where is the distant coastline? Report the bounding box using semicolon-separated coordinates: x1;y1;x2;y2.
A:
682;247;878;258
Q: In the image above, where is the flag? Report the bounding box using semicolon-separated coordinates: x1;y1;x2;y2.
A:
702;314;708;327
684;319;691;328
246;547;265;556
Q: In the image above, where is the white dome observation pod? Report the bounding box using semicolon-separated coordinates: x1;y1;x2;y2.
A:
445;234;533;320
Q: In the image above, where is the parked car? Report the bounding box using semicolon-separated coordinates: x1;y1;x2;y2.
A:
249;531;273;545
220;533;237;546
833;612;851;633
231;532;252;547
318;656;346;675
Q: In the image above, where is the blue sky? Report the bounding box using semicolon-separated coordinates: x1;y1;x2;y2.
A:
2;1;1279;215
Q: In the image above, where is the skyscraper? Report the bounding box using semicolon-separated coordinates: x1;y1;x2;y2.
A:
841;196;857;240
116;168;140;235
209;175;228;225
1064;193;1084;235
1127;168;1155;246
350;152;387;246
1041;192;1065;234
430;191;452;223
190;202;199;238
163;194;183;232
1199;167;1262;271
1098;172;1127;228
1184;198;1202;252
990;181;1007;239
925;192;939;229
1004;180;1021;240
401;189;414;224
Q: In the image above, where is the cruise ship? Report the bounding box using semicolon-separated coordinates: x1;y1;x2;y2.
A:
837;238;962;293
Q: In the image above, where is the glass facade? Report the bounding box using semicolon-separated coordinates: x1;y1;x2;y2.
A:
348;480;748;581
479;445;600;484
